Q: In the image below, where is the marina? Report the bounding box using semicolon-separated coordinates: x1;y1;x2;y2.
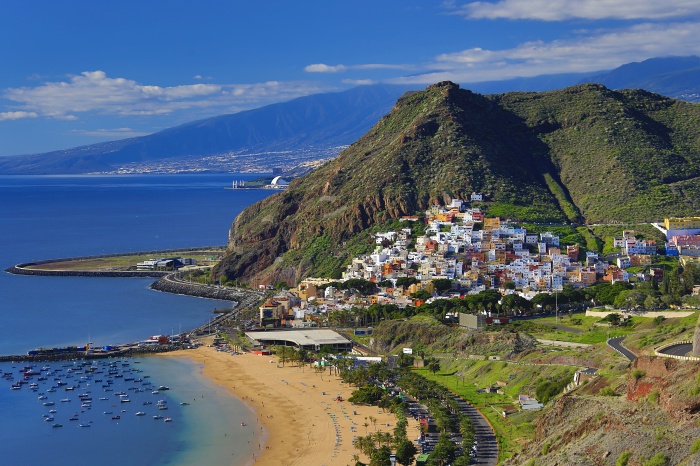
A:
0;174;268;466
4;359;182;428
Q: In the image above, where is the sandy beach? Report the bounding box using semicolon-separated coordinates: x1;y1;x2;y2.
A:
164;343;416;466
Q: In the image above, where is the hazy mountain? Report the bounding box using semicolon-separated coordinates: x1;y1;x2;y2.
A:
580;56;700;101
0;84;410;175
214;81;700;285
2;56;699;175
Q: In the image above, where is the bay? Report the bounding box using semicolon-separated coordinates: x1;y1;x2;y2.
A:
0;174;273;465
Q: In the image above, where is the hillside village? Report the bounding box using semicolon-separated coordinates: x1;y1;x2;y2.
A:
259;196;700;327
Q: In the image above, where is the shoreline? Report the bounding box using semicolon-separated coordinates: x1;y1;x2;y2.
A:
162;343;418;466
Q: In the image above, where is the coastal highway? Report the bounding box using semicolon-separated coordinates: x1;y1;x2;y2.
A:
607;336;637;362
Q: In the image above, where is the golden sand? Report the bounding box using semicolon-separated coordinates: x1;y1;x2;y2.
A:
163;344;417;465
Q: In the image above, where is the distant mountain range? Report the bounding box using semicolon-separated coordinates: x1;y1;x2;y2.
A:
1;56;699;175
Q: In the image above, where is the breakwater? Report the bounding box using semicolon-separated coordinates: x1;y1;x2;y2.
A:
150;273;265;303
6;266;168;278
4;246;225;277
0;344;185;363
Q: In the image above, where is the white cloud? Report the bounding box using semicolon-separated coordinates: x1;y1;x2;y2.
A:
342;79;377;86
455;0;700;21
390;21;700;84
0;111;38;121
1;71;326;120
304;64;348;73
305;63;414;73
69;127;150;138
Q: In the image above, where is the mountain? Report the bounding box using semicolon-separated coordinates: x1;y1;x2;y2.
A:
0;84;410;175
580;56;700;101
214;81;700;285
2;57;700;176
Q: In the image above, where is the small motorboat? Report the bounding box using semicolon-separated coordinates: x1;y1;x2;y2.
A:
52;423;63;428
153;415;163;420
111;415;120;420
164;418;172;422
135;411;146;416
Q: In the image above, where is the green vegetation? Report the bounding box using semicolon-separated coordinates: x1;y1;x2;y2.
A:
642;452;669;466
216;82;700;285
616;451;632;466
542;173;579;222
691;438;700;454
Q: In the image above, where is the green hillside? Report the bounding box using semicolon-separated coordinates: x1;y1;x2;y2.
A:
215;81;700;285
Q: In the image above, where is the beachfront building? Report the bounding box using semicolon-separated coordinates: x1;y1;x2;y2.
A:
244;329;353;352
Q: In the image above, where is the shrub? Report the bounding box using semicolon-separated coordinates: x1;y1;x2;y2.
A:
631;369;646;381
691;438;700;454
542;442;551;455
643;452;668;466
599;386;617;396
616;451;631;466
647;389;660;404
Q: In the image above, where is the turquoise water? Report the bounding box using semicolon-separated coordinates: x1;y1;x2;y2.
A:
0;174;272;465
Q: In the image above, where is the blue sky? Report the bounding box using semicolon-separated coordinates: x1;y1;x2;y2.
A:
2;0;700;156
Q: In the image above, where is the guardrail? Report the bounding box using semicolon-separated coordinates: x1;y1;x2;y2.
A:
654;340;700;361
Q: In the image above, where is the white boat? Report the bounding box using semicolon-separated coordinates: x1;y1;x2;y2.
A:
164;418;172;422
135;411;146;416
153;415;163;420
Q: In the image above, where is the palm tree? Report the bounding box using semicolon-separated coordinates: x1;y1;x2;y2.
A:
427;358;441;375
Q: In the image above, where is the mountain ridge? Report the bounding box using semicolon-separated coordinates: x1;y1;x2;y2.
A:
214;81;700;285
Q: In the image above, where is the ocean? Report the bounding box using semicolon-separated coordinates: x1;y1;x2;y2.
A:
0;174;274;466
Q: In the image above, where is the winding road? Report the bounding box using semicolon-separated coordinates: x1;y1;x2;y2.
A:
607;336;637;362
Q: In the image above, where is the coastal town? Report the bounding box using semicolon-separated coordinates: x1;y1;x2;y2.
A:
257;195;700;328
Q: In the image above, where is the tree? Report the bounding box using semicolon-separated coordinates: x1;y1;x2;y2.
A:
432;279;453;292
395;438;417;466
370;445;392;466
428;432;457;465
427;358;441;375
410;290;431;301
369;415;378;431
276;346;291;367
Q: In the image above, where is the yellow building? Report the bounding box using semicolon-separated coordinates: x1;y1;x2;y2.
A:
665;217;700;230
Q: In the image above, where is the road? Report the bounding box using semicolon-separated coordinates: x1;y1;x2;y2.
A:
607;336;637;362
657;343;693;357
453;397;498;466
